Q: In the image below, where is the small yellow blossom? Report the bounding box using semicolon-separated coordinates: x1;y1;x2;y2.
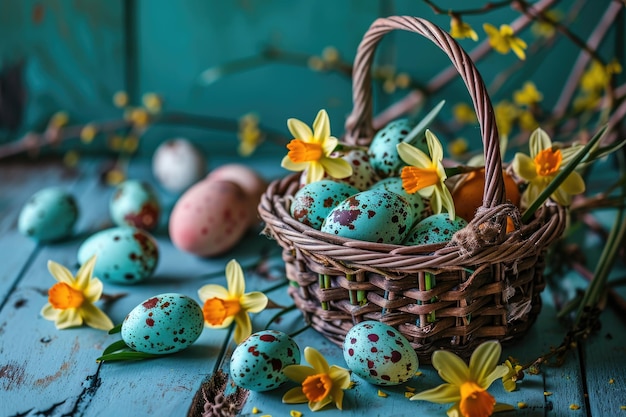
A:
378;390;388;398
113;91;129;107
282;347;351;412
398;130;455;219
501;359;523;392
453;103;478;125
411;341;513;417
531;10;562;38
609;378;615;384
570;404;581;410
494;100;520;137
573;92;601;112
80;124;97;144
308;56;325;71
448;138;469;157
483;23;527;60
514;82;543;107
281;109;352;184
580;60;622;93
105;169;126;185
322;46;340;64
50;111;69;128
41;256;113;330
142;93;162;113
63;151;80;168
238;113;264;157
126;108;150;128
197;259;268;344
290;410;302;417
518;110;540;131
123;136;139;154
450;17;478;41
252;406;260;414
512;128;585;208
395;72;411;89
109;135;124;151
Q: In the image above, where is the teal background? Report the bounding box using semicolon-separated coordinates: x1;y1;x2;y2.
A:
0;0;622;158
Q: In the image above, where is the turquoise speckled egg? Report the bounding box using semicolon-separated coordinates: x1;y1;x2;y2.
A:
343;321;418;386
121;293;204;354
110;180;160;231
291;180;359;229
321;189;413;244
370;177;427;223
230;330;301;392
18;187;78;242
368;119;428;178
403;213;468;246
77;227;159;284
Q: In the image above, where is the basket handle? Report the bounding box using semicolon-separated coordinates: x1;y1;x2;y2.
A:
344;16;505;209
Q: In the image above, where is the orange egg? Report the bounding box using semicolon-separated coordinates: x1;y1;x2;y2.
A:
451;168;520;232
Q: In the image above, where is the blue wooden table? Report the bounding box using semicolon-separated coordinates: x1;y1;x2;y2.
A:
1;157;624;417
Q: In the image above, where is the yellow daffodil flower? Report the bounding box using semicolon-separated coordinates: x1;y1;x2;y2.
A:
197;259;268;344
531;10;561;39
453;103;478;125
411;340;513;417
580;60;622;94
501;359;523;392
494;100;520;137
238;113;264;157
282;346;351;412
518;110;539;131
450;18;478;41
398;130;455;219
513;82;543;107
483;23;527;60
41;255;113;331
512;128;585;208
281;109;353;184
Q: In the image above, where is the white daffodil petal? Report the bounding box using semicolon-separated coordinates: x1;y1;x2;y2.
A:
240;291;268;313
304;347;330;374
41;303;59;321
426;130;444;162
313;109;330;141
281;155;309;172
320;157;353;180
410;383;461;403
288;118;313;141
432;350;470;386
512;153;538;182
397;142;431;167
322;136;338;155
81;303;114;331
469;340;502;386
225;259;245;297
197;284;230;301
560;144;584;166
76;255;97;289
529;128;552;158
47;261;74;284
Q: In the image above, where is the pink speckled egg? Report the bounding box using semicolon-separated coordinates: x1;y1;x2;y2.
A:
205;164;267;227
169;179;252;257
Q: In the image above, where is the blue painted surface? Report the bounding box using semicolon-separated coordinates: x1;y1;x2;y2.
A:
0;156;624;416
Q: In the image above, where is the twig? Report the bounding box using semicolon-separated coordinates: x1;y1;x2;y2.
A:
423;0;515;16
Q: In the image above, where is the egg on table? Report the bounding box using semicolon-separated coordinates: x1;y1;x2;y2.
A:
205;164;267;227
121;293;204;354
230;330;301;392
109;180;160;230
152;138;206;192
18;187;78;242
343;321;418;385
169;179;251;257
77;226;159;284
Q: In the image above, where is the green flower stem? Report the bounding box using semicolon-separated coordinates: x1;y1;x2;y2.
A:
521;125;607;224
444;165;483;178
575;201;626;327
346;274;357;305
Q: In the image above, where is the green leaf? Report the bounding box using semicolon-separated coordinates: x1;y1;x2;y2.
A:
102;339;130;356
108;323;123;334
521;125;608;223
404;100;446;146
97;351;162;363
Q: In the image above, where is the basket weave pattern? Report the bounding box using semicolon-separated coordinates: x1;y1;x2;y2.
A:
259;16;567;361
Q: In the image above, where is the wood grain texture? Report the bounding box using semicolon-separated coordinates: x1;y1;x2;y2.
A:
0;156;624;417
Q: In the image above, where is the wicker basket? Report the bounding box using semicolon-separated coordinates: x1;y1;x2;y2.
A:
258;16;567;362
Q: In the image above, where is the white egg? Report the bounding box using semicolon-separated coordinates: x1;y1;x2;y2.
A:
152;138;206;192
